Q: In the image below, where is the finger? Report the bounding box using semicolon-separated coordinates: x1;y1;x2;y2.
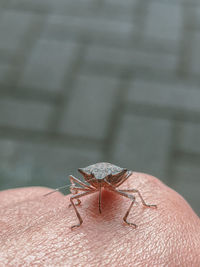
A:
0;173;200;266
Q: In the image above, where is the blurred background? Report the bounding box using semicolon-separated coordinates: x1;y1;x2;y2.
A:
0;0;199;215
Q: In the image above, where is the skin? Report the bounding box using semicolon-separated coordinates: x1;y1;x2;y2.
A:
0;172;200;267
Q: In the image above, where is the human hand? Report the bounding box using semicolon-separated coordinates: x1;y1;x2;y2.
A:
0;172;200;266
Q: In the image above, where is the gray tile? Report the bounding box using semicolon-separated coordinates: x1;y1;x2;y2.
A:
189;32;200;75
31;143;102;188
178;122;200;154
173;161;200;216
105;0;137;5
127;79;200;112
132;50;177;73
0;10;34;54
0;139;102;190
0;64;10;83
145;1;182;42
194;6;200;27
0;140;35;189
9;0;96;15
85;45;178;73
19;39;79;91
111;114;172;182
85;45;137;67
0;0;198;218
8;0;49;12
59;74;119;139
42;14;134;44
101;0;138;23
0;98;53;131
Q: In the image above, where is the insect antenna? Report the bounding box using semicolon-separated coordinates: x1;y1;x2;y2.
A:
43;176;98;197
43;184;71;197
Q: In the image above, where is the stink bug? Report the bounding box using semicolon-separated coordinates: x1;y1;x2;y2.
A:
45;162;157;228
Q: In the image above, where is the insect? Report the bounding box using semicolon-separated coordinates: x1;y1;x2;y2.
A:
45;162;157;229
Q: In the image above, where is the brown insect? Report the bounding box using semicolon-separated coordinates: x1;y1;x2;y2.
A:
46;162;157;229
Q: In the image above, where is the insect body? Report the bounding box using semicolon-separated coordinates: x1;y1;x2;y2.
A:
68;162;157;229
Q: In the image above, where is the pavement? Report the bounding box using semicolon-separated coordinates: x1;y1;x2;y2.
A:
0;0;200;215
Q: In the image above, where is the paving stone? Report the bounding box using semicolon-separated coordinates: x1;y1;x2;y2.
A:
0;139;102;190
85;45;178;73
127;79;200;113
173;161;200;215
41;14;134;45
189;31;200;75
177;121;200;154
0;140;19;165
30;143;102;188
0;64;11;83
105;0;137;5
145;1;182;42
101;0;138;23
59;74;119;139
0;139;35;190
194;6;200;27
85;45;133;69
9;0;51;13
0;0;199;214
0;1;6;7
111;114;172;183
0;98;53;131
41;15;80;41
0;10;34;55
19;39;79;92
9;0;96;15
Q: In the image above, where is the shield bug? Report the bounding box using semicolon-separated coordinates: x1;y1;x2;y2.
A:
45;162;157;229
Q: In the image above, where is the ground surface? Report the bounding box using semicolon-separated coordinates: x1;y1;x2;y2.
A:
0;0;200;216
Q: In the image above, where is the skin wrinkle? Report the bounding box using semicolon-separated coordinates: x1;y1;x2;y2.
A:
90;207;157;264
0;198;54;236
2;197;68;242
0;173;200;266
79;204;136;265
0;209;195;267
114;243;128;263
8;234;84;267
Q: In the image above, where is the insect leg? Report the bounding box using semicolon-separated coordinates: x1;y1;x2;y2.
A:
119;189;157;208
108;188;137;228
114;170;133;188
69;175;93;206
70;187;92;192
70;189;97;229
98;185;102;214
69;175;93;190
68;187;92;207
